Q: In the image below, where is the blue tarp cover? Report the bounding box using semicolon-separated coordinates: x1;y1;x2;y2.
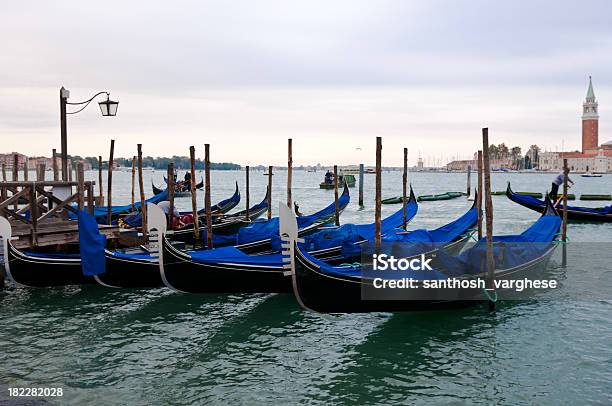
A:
70;189;169;224
78;210;107;275
236;189;351;246
298;212;560;279
188;246;284;267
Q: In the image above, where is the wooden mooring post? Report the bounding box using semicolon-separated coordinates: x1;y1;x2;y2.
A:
245;165;250;221
402;148;408;230
359;163;364;207
333;165;340;226
204;144;213;248
562;158;569;267
23;160;28;181
287;139;292;208
37;164;46;182
375;137;382;251
267;165;273;219
97;156;104;206
107;140;115;224
477;150;483;240
12;154;18;211
76;162;85;211
466;165;472;198
131;155;136;210
189;146;199;239
137;144;147;237
52;149;59;181
482;128;496;311
167;163;175;229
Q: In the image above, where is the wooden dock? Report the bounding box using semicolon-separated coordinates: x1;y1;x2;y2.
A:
0;180;120;249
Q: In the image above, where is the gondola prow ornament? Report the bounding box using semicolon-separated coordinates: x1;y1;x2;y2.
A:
148;203;177;292
0;216;20;286
279;202;303;277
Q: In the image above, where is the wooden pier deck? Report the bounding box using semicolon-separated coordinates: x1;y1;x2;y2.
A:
1;180;120;249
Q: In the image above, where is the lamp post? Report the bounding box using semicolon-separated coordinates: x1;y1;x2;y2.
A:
59;87;119;181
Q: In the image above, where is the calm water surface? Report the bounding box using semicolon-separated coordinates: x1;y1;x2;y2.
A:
1;171;611;405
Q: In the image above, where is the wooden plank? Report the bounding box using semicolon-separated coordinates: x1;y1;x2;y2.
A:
28;185;38;246
189;146;199;239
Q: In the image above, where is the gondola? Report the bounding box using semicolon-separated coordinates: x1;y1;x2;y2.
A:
283;194;560;313
122;182;241;230
152;178;204;197
506;182;612;223
303;187;419;262
62;190;169;224
156;188;474;294
156;185;353;293
169;185;268;243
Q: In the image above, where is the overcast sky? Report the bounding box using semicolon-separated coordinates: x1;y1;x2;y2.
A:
1;0;611;166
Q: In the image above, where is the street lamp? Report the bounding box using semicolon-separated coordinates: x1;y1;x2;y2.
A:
59;87;119;181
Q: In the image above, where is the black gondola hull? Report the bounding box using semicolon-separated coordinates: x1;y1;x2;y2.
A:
161;237;291;293
95;253;161;288
292;241;557;313
506;183;612;223
5;243;93;287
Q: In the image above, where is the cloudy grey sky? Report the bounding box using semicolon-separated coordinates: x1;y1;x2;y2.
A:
1;0;611;166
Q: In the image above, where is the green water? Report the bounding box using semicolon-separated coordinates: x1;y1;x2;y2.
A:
1;171;611;405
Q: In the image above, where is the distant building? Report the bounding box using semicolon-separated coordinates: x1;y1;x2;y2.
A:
446;159;474;171
0;152;27;169
539;77;612;173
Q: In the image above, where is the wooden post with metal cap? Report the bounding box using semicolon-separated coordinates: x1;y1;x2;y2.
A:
477;150;483;240
267;165;273;219
287;139;292;208
204;144;213;249
402;147;408;230
375;137;382;251
107;140;115;225
482;128;496;311
189;146;200;239
333;164;340;226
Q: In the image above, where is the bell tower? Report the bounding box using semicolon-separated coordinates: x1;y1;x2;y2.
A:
582;76;599;153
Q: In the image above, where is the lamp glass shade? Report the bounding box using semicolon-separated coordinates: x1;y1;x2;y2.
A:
98;99;119;116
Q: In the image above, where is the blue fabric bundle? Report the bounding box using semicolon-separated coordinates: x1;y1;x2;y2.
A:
77;210;107;276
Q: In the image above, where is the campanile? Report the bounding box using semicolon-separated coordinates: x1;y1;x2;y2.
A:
582;76;599;153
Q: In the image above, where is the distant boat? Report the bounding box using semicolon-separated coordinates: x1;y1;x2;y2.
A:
581;173;602;178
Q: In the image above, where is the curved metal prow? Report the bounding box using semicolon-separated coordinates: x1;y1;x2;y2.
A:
147;203;179;292
408;185;417;204
0;217;13;284
279;202;299;277
542;193;559;217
